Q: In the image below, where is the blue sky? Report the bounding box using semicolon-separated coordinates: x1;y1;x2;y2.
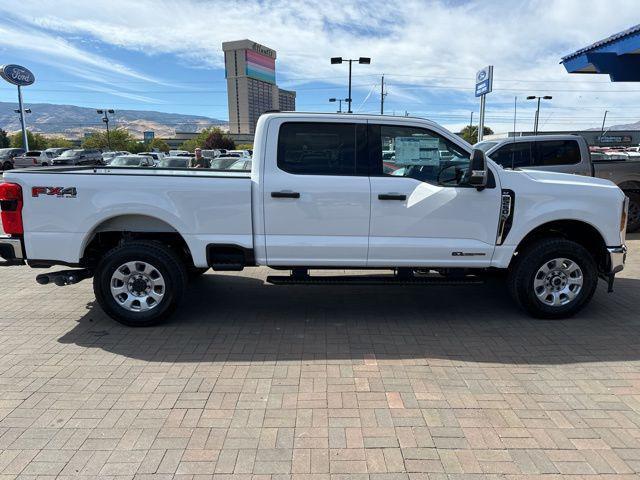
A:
0;0;638;133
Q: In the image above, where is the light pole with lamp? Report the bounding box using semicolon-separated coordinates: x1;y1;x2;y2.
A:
97;109;115;150
330;57;371;113
526;95;552;135
329;97;349;113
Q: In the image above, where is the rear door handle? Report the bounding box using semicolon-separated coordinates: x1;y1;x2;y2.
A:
271;191;300;199
378;193;406;201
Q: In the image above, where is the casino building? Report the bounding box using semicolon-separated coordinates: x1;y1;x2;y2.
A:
222;39;296;135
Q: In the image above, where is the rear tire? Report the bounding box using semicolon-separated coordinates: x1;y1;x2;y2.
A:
2;161;12;171
93;241;187;326
626;192;640;233
508;238;598;319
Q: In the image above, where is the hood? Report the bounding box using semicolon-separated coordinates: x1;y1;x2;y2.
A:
519;168;618;188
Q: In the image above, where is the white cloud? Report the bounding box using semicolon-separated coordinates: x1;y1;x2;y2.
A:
0;0;639;131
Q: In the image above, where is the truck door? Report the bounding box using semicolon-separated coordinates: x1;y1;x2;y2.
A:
262;119;371;266
367;122;501;267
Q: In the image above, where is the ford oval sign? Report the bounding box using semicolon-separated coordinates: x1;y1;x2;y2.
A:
0;64;35;87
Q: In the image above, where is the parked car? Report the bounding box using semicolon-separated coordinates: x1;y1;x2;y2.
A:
0;148;25;170
476;135;640;231
108;155;154;167
227;159;252;171
169;150;190;157
156;157;191;168
102;151;130;163
51;149;103;166
13;150;57;168
227;149;251;158
209;156;243;170
44;147;71;158
139;152;165;164
0;113;627;326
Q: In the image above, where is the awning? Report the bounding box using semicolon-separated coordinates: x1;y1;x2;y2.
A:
561;24;640;81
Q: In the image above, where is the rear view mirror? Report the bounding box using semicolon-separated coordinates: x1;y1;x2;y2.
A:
468;148;488;190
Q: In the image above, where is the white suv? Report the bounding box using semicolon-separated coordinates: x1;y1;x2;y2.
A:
13;150;56;168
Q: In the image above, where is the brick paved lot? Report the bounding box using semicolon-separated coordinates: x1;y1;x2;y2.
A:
1;236;639;479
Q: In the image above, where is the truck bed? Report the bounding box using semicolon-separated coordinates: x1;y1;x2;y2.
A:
3;166;253;267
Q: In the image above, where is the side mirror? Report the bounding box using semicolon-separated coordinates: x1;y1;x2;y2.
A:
468;148;488;189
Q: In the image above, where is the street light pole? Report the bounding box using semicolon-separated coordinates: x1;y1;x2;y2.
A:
329;98;348;113
97;109;115;150
600;110;609;145
526;95;552;136
331;56;371;114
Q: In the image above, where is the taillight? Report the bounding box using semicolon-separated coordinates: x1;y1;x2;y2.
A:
0;182;23;235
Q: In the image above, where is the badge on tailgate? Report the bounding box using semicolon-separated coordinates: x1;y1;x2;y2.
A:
32;186;77;198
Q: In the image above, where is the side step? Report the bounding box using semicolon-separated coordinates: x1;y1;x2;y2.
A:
266;273;484;286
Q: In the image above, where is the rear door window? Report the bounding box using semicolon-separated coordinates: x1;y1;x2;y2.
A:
489;142;533;168
277;122;366;175
535;140;581;166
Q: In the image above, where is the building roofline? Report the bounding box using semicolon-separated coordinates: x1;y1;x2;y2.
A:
561;24;640;62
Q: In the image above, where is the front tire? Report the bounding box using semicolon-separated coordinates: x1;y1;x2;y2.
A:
93;241;187;326
508;238;598;319
2;161;13;171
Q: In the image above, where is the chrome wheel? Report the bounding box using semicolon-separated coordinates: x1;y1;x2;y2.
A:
533;257;583;307
110;261;165;312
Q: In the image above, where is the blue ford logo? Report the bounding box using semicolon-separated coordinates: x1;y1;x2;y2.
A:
477;70;486;82
0;64;35;87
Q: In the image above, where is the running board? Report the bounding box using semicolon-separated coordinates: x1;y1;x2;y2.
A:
266;274;484;286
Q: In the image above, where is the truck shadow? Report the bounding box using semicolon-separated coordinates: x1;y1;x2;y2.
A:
58;273;640;365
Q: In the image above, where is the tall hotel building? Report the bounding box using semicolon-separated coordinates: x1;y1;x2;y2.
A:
222;39;296;135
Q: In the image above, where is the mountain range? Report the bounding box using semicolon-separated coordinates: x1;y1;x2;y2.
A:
0;102;227;139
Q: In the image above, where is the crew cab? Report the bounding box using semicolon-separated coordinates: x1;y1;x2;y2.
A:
0;113;628;326
476;135;640;231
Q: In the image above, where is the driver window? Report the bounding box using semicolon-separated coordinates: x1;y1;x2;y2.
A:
376;125;471;186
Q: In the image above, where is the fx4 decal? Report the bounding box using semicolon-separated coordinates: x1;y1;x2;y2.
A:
32;186;77;198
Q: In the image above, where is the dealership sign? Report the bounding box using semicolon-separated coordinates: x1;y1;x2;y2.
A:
475;65;493;97
0;64;35;87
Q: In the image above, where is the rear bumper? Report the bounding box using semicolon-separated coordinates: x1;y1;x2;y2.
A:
607;245;626;274
0;236;25;265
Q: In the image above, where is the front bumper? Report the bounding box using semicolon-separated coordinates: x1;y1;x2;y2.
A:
607;245;627;274
0;235;25;266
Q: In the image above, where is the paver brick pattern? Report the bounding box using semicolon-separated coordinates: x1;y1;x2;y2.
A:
0;236;639;479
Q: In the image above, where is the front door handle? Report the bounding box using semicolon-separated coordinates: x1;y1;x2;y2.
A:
378;193;406;201
271;191;300;199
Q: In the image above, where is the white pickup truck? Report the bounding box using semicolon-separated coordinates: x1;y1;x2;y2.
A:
0;113;628;326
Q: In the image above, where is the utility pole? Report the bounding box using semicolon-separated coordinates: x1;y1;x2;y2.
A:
469;111;474;129
380;75;387;115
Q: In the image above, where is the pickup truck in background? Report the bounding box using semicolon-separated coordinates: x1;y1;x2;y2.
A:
475;135;640;231
0;113;628;326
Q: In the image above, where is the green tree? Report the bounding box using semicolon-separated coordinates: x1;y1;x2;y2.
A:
146;138;170;153
82;128;140;151
10;131;49;150
0;129;9;148
236;143;253;150
46;136;74;148
458;125;494;144
180;127;235;152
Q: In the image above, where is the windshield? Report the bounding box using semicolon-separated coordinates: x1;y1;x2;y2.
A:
110;156;142;166
474;141;498;153
60;149;82;157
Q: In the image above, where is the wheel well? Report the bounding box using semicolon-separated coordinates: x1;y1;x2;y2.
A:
618;181;640;195
513;220;608;272
81;215;194;269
